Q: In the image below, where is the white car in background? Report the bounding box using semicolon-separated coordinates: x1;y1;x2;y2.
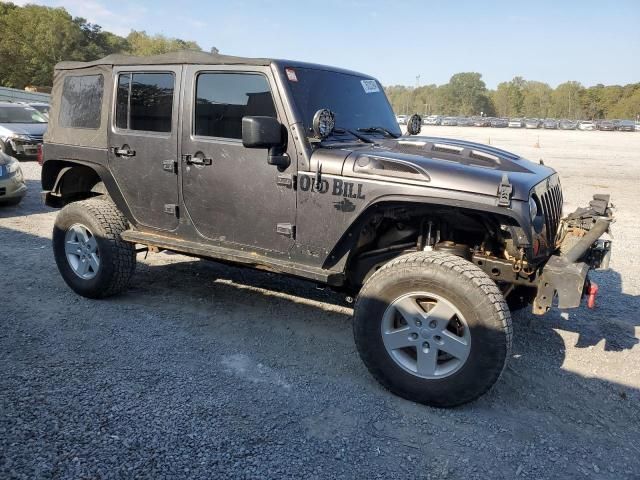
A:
578;121;596;131
423;115;441;125
508;118;524;128
396;115;407;125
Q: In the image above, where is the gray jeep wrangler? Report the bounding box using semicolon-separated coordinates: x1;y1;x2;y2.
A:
42;51;613;407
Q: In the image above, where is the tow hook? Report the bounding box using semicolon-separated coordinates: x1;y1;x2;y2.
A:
586;281;599;309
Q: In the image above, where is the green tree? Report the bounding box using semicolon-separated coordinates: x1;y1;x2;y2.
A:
447;72;490;116
0;4;86;87
522;81;552;118
552;81;585;119
126;31;200;56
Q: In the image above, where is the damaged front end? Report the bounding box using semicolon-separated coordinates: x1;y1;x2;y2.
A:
532;194;613;314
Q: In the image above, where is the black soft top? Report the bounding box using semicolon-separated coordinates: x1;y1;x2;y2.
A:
55;50;272;70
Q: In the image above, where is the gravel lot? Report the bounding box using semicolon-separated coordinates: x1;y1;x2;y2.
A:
2;128;639;479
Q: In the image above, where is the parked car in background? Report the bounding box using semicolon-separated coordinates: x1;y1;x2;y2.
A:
27;102;50;119
508;118;524;128
490;117;508;128
617;120;635;132
441;116;458;126
598;120;616;131
396;115;407;125
457;117;474;127
423;115;442;125
543;119;559;129
0;151;27;206
635;121;640;131
578;121;595;131
472;117;491;127
559;120;578;130
524;118;541;129
0;102;48;158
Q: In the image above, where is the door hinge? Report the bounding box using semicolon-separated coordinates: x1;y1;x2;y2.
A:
277;173;296;189
163;159;178;174
164;204;179;217
276;223;295;238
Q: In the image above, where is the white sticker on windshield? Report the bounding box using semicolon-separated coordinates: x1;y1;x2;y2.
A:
361;79;380;93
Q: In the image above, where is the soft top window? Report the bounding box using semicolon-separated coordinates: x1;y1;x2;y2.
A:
59;74;104;129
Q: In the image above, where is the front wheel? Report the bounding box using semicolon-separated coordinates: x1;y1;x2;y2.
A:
353;251;512;407
52;198;136;298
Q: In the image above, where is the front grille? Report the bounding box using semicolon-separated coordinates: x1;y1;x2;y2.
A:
539;182;563;247
27;134;44;142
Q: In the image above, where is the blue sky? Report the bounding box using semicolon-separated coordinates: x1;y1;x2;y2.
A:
14;0;640;88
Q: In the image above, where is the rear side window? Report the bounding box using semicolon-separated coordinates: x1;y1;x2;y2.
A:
195;73;276;139
59;75;104;129
116;72;174;132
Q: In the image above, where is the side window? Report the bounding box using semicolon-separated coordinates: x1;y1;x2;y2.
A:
115;72;174;133
195;73;277;139
60;75;104;129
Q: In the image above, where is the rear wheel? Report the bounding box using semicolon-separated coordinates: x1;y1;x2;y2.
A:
353;251;512;407
53;198;136;298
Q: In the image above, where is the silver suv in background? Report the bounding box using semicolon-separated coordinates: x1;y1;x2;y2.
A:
0;102;47;158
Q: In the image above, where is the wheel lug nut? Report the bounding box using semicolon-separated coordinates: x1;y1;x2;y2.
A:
422;342;430;352
409;333;418;341
429;320;437;329
434;335;442;344
415;320;422;327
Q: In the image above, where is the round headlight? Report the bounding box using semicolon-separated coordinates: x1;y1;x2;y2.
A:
312;109;335;139
529;196;538;220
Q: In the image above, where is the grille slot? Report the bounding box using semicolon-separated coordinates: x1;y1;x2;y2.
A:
538;183;563;247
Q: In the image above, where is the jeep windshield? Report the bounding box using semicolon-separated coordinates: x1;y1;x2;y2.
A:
0;105;48;124
285;67;401;140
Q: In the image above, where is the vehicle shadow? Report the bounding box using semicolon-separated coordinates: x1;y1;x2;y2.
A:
129;254;639;390
0;179;53;219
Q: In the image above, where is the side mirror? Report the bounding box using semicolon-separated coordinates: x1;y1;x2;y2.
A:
242;116;284;149
242;116;290;169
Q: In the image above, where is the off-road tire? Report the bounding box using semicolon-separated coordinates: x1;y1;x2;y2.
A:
353;251;512;408
53;198;136;298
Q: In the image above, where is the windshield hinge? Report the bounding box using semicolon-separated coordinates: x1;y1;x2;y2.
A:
277;173;296;189
497;174;513;207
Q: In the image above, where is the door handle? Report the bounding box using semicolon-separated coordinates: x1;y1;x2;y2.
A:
113;146;136;157
183;154;212;166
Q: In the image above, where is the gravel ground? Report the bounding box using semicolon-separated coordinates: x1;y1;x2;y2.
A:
1;128;639;479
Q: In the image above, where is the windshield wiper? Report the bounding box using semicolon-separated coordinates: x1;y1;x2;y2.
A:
328;127;374;144
357;126;400;138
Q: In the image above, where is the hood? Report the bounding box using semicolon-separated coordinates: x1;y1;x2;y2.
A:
311;135;555;201
0;122;48;138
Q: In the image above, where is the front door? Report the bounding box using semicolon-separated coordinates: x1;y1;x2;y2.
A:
181;67;296;254
108;66;182;231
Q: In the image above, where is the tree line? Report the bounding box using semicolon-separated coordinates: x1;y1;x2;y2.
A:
0;2;201;89
386;73;640;120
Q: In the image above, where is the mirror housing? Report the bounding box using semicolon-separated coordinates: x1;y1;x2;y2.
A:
242;116;284;149
242;116;290;169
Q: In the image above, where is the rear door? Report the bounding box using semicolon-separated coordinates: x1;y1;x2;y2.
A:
108;66;182;231
180;66;296;254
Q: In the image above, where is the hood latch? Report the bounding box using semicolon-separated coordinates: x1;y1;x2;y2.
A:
497;174;513;207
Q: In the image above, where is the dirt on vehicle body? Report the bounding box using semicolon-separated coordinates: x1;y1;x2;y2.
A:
41;51;613;407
